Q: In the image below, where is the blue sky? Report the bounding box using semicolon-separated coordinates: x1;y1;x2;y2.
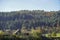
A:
0;0;60;12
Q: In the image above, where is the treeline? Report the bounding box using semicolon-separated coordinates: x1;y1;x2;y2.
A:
0;10;60;30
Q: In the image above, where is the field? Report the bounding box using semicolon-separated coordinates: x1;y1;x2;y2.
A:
45;33;60;37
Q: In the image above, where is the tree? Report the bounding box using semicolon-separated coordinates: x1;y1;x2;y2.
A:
30;27;42;38
0;30;4;35
52;32;56;37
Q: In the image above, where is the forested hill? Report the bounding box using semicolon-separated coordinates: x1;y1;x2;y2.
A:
0;10;60;30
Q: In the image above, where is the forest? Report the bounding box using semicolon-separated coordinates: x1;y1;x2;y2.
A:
0;10;60;40
0;10;60;30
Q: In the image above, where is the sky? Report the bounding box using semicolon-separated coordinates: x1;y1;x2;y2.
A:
0;0;60;12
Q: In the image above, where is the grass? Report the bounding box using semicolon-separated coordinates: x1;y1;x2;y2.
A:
45;33;60;37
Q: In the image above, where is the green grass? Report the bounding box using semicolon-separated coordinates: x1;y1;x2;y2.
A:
56;33;60;37
45;33;60;37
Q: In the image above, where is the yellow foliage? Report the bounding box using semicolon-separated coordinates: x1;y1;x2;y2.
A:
51;32;56;37
30;27;42;38
0;30;4;35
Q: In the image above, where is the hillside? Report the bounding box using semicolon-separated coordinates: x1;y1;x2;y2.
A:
0;10;60;30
